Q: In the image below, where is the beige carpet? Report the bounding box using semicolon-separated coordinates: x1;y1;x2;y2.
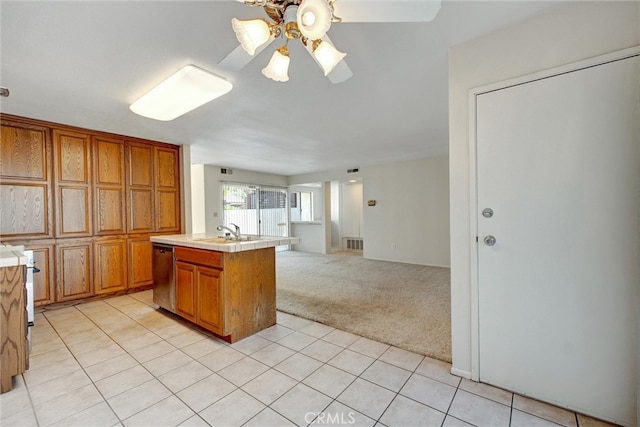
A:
276;251;452;363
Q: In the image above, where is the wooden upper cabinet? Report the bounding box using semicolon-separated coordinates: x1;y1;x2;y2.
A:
126;142;180;234
53;129;92;238
93;136;125;235
156;147;178;189
94;136;124;186
155;146;180;233
128;144;153;187
126;143;154;234
54;130;90;184
0;121;48;180
0;119;52;239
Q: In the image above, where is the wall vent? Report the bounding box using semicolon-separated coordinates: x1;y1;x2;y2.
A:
347;168;359;174
220;168;233;175
343;237;363;252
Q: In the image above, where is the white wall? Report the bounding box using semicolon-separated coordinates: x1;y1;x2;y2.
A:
201;165;288;234
363;156;450;267
330;181;341;248
291;222;325;252
449;1;640;378
288;158;450;266
341;182;362;239
190;164;206;234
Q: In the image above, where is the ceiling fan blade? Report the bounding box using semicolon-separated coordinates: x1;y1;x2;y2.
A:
217;36;276;71
326;59;353;84
303;35;353;84
332;0;441;23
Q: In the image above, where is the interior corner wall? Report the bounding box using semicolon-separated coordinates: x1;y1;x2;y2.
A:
180;144;192;234
201;165;288;234
362;155;450;267
448;1;640;378
190;164;206;234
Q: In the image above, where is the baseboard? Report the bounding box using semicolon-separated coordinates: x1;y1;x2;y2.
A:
450;367;471;379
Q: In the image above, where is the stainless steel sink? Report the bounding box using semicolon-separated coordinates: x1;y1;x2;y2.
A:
198;238;237;244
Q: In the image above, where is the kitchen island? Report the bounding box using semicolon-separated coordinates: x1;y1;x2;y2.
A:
0;246;28;393
149;234;298;343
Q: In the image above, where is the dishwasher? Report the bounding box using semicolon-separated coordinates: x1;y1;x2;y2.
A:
152;244;176;313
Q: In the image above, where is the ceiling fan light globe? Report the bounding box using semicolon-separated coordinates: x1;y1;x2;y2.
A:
313;40;346;76
297;0;331;40
262;47;290;82
231;18;270;55
302;11;316;26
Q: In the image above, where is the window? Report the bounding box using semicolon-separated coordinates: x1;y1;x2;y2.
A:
290;183;322;222
290;191;314;222
221;182;289;237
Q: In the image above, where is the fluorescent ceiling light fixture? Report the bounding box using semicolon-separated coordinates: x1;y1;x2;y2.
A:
129;65;232;121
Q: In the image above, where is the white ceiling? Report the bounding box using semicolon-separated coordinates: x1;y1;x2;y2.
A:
1;1;564;176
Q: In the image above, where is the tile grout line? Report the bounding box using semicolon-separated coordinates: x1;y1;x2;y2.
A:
43;299;201;425
43;304;151;426
31;293;550;427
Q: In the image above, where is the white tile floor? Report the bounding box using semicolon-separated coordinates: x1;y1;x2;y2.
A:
0;290;614;427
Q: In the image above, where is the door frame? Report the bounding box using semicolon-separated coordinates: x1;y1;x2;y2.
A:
466;46;640;382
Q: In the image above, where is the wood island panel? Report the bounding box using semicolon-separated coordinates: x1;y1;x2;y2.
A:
223;248;276;342
0;265;27;393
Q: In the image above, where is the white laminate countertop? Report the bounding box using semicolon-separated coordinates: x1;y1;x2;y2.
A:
150;234;300;253
0;245;27;268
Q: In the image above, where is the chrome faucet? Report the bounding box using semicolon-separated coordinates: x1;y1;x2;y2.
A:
216;223;240;241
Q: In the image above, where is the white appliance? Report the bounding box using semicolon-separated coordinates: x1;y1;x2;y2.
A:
24;250;35;349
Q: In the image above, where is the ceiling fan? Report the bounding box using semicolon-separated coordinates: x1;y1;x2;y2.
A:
218;0;442;83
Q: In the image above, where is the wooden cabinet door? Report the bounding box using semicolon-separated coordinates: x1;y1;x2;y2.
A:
197;266;223;335
26;243;55;306
126;143;154;233
128;236;153;288
56;239;93;301
54;129;92;237
156;190;179;232
94;238;127;295
155;146;180;233
0;184;50;237
155;147;178;188
94;136;125;235
0;121;48;180
175;261;196;323
0;120;52;239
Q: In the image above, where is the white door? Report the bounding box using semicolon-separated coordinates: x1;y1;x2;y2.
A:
476;55;639;426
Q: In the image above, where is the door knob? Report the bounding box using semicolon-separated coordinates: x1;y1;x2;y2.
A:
482;208;494;218
484;235;496;246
